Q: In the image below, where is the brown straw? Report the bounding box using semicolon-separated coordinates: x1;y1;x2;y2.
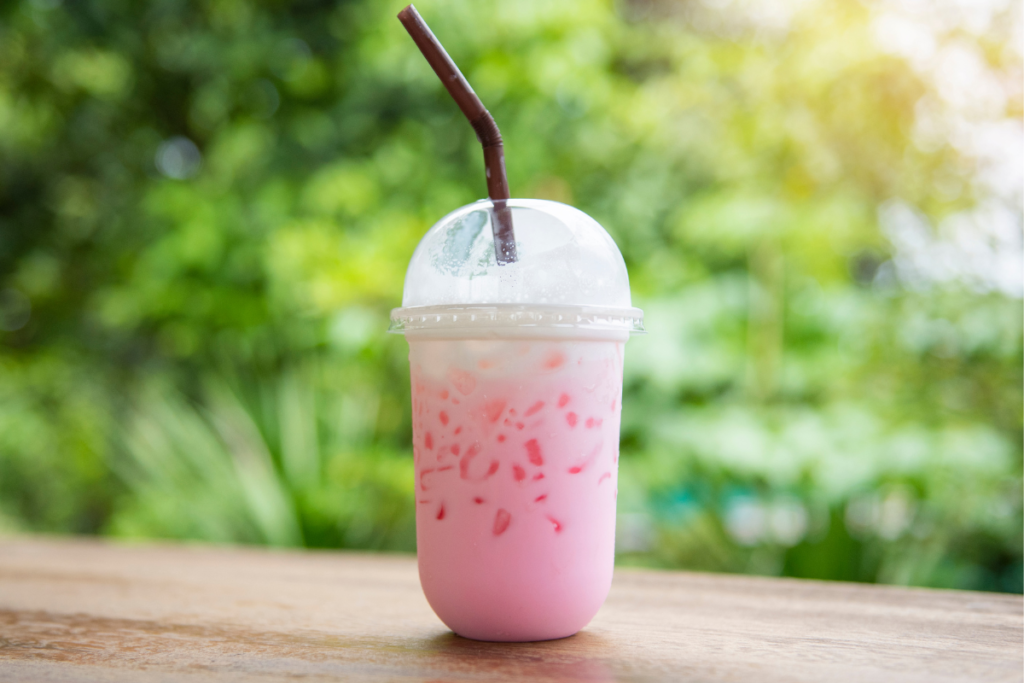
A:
397;4;517;265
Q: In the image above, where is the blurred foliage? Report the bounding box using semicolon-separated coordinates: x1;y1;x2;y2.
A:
0;0;1020;592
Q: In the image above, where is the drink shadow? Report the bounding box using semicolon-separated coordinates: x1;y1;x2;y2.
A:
419;629;618;682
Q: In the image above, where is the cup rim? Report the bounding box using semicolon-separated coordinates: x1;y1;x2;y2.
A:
389;303;645;338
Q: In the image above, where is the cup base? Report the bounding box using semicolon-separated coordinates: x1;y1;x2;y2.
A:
450;628;581;643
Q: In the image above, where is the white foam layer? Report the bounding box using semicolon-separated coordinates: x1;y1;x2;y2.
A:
401;199;633;309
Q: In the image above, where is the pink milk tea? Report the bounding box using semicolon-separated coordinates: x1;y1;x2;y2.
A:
391;198;644;642
410;338;623;642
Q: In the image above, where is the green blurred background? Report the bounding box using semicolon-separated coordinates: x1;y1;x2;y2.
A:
0;0;1021;592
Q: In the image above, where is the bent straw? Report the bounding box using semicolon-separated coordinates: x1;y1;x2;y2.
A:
398;4;517;265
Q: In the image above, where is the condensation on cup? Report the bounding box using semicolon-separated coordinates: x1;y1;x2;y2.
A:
389;198;645;642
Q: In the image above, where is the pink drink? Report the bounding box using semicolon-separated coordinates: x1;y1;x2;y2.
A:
409;337;623;642
391;198;644;641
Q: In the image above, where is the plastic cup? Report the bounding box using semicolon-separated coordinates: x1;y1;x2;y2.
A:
390;198;644;642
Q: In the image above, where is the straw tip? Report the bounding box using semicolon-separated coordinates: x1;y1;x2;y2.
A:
397;4;416;20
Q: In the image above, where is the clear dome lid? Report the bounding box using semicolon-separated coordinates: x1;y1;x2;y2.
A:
390;198;644;338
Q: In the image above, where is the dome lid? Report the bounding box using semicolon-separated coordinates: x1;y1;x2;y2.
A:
390;198;643;337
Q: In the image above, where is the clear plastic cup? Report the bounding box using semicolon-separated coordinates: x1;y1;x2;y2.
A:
390;198;644;642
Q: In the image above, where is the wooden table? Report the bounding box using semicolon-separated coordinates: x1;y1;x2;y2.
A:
0;537;1020;682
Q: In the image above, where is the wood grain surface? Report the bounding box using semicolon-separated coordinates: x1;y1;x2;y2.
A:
0;537;1020;682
